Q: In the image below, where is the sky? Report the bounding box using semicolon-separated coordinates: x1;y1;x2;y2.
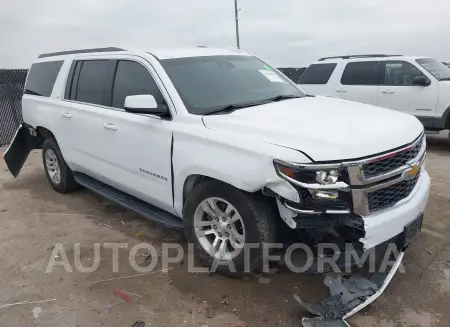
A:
1;0;450;69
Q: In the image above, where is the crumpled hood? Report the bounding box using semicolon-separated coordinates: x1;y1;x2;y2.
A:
202;96;424;162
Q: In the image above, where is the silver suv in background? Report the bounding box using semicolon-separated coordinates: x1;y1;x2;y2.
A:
298;54;450;134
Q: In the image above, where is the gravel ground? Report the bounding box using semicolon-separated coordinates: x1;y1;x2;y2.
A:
0;133;449;327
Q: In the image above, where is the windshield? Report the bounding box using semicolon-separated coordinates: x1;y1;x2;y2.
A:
161;55;305;115
416;58;450;81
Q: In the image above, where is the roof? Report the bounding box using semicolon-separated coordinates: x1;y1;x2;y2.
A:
38;47;125;59
149;47;250;60
36;47;251;61
313;54;430;64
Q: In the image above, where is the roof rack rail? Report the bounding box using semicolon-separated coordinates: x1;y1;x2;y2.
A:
318;54;402;61
38;47;125;59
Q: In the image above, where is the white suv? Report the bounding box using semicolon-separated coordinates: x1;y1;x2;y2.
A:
4;47;429;274
298;54;450;133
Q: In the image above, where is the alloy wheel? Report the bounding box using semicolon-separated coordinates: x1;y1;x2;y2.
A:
45;149;61;185
193;197;246;260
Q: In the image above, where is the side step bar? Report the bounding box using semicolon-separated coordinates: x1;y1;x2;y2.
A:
73;172;183;229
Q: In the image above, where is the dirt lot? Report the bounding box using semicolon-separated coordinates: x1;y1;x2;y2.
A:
1;133;450;327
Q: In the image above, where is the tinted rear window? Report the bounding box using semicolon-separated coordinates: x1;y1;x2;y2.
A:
24;61;64;97
75;60;111;106
299;63;337;84
341;61;381;85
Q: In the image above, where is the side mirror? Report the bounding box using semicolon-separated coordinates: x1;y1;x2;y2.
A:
412;76;431;86
124;95;168;116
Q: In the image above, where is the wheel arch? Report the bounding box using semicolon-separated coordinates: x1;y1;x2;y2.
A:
444;105;450;129
35;125;74;170
182;174;207;207
177;169;265;217
181;173;251;209
36;126;55;141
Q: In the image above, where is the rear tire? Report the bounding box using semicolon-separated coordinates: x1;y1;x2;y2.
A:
183;180;276;276
42;138;78;193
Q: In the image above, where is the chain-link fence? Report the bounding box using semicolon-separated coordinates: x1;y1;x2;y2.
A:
0;69;28;146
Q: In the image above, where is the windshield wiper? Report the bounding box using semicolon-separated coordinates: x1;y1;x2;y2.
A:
264;94;302;102
203;103;261;115
440;77;450;81
203;95;302;115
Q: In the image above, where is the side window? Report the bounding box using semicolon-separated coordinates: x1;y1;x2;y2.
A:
112;61;165;109
383;61;426;86
341;61;381;85
299;63;337;84
75;60;111;106
24;61;64;97
340;63;354;85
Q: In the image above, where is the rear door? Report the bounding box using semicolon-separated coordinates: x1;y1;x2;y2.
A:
377;60;438;117
336;61;381;106
61;59;116;177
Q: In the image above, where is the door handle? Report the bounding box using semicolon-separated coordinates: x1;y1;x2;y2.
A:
336;89;347;93
103;123;117;131
61;112;72;119
381;90;395;94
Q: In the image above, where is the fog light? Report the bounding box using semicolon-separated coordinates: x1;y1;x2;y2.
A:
311;190;339;200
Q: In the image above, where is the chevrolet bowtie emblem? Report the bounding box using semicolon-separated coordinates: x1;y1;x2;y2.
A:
407;164;421;178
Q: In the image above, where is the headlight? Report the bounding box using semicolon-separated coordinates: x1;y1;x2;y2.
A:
274;160;344;186
276;163;318;183
274;160;351;213
316;170;339;185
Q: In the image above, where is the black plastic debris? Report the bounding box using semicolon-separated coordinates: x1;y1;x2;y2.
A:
294;251;405;327
301;317;350;327
294;274;378;324
131;321;145;327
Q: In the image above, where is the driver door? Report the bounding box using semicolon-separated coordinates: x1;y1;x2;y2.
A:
96;58;175;213
378;60;438;117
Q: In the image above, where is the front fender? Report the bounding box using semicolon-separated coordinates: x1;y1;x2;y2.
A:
172;129;309;217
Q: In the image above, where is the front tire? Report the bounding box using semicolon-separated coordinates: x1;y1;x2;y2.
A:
184;180;276;276
42;138;78;193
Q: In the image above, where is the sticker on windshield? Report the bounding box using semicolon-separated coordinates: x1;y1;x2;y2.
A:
259;70;286;83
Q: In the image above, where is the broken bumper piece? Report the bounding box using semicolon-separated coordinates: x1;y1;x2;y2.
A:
295;251;405;327
3;124;41;177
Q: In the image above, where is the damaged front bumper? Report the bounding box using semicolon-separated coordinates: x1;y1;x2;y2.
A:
296;251;405;327
360;171;429;249
273;133;430;252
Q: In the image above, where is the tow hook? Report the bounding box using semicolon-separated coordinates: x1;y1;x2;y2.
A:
294;252;405;327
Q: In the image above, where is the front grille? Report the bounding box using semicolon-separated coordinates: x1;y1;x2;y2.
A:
368;175;419;213
362;137;422;178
